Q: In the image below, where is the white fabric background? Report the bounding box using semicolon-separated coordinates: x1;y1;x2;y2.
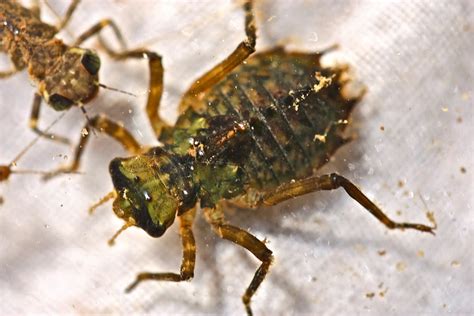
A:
0;1;472;315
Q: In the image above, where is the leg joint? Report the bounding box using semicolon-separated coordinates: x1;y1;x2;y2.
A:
180;269;194;281
329;172;345;186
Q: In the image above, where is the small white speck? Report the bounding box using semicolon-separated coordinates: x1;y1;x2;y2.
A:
143;191;152;201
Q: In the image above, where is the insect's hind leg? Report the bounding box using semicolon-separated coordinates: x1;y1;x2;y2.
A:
29;93;71;144
43;115;142;180
204;204;273;316
125;208;197;292
179;0;257;109
262;173;435;234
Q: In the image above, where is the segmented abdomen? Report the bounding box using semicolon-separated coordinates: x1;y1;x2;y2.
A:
176;48;358;191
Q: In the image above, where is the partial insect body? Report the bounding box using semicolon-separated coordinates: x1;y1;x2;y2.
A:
164;50;354;195
1;0;100;112
1;0;160;194
109;49;354;235
1;0;157;146
51;1;436;315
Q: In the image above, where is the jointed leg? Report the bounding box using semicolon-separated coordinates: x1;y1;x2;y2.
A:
74;18;126;49
180;0;257;107
73;19;168;138
29;93;71;144
43;115;142;180
204;205;273;316
0;69;18;79
262;173;435;234
98;46;167;138
56;0;81;31
125;208;197;292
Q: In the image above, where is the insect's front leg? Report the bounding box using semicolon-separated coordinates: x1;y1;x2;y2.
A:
179;0;257;108
43;114;142;180
262;173;436;234
125;208;197;292
29;93;71;144
204;204;273;316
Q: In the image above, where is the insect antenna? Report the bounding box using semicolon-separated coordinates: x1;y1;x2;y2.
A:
86;83;138;137
78;104;97;136
108;217;136;246
98;83;138;97
88;190;117;214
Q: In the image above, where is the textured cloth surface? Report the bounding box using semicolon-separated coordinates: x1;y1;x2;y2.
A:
0;1;472;315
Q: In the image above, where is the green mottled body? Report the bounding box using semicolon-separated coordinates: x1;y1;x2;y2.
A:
110;48;358;230
104;4;434;314
162;48;355;206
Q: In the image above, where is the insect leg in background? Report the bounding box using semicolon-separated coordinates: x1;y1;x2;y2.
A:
0;113;70;202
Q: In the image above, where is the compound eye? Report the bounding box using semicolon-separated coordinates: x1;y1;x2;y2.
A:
49;94;74;110
81;52;101;75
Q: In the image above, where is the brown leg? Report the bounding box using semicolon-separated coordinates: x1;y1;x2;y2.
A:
204;205;273;316
0;69;18;79
73;18;126;49
125;208;196;292
179;0;257;108
72;18;168;138
98;47;167;138
262;173;435;234
29;93;71;144
56;0;81;31
43;114;142;180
